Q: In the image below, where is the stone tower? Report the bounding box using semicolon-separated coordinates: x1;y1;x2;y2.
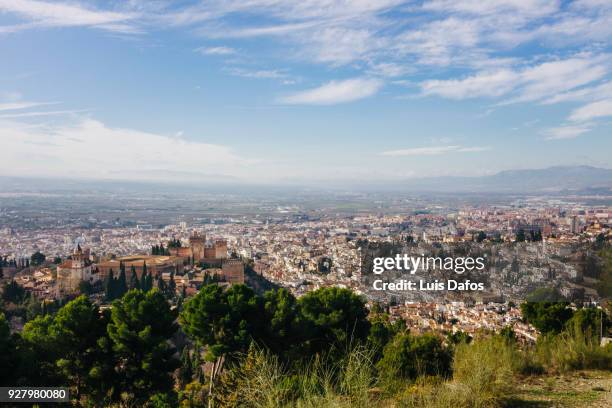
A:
189;232;206;261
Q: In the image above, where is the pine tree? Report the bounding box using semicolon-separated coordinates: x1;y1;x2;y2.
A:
107;290;179;404
49;296;112;402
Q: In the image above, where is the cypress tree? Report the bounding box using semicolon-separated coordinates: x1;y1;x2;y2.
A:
105;268;115;301
130;265;140;290
117;262;127;298
140;262;148;290
179;347;193;387
156;274;166;294
192;350;203;383
145;273;153;292
168;271;176;299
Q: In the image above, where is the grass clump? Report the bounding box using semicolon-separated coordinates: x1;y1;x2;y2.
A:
533;331;612;373
215;345;378;408
395;336;515;408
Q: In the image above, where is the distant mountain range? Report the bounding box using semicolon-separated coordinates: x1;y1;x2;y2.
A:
398;166;612;193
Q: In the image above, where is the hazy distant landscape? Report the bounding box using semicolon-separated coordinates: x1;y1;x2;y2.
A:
2;165;611;194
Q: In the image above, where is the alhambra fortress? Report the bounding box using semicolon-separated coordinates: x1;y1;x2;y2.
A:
56;232;244;295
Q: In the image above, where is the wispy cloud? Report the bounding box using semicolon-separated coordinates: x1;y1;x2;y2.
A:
421;0;559;17
421;70;517;99
204;21;321;39
0;0;138;33
542;124;592;140
195;46;237;55
0;109;89;119
381;145;490;156
226;67;288;80
420;54;610;103
569;99;612;122
0;101;57;111
367;62;413;78
542;81;612;104
278;78;383;105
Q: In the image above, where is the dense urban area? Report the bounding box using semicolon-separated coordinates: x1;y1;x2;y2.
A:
1;188;610;407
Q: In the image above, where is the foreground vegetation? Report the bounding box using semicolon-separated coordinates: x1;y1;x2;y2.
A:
1;278;611;407
209;331;611;408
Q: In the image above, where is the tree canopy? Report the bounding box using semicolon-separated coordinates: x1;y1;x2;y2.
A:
107;289;179;404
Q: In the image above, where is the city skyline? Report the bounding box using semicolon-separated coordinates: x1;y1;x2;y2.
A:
1;0;612;184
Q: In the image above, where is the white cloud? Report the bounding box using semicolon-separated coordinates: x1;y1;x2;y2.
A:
203;23;383;66
569;99;612;121
394;17;482;67
278;78;383;105
422;0;560;17
306;27;384;66
195;0;403;22
381;145;490;156
0;117;253;182
0;109;88;118
191;1;394;66
420;55;610;103
225;67;289;80
542;124;591;140
0;101;56;111
204;21;321;38
421;70;517;99
0;0;137;32
367;62;412;78
542;81;612;104
506;56;609;104
195;46;237;55
533;4;612;45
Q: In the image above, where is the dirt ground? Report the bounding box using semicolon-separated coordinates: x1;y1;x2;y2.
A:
511;370;612;407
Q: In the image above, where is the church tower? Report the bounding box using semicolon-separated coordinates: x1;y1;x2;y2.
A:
72;244;85;268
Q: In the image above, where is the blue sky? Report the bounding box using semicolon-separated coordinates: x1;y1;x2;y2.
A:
0;0;611;184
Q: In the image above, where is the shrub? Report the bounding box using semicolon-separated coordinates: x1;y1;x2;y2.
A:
534;331;612;373
419;336;516;408
377;333;451;392
451;336;516;407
